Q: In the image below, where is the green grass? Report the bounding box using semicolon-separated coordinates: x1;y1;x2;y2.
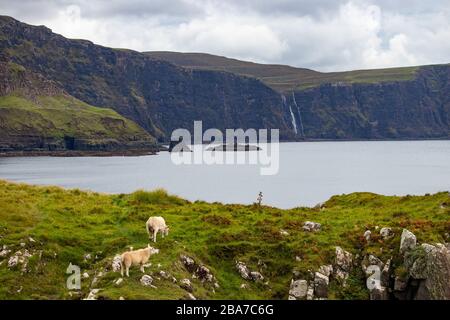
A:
0;180;448;300
146;52;439;92
0;94;154;144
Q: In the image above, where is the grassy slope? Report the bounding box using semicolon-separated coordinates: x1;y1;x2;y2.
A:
146;51;434;92
0;180;448;300
0;94;153;143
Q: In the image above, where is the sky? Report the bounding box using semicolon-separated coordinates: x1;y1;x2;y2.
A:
1;0;449;72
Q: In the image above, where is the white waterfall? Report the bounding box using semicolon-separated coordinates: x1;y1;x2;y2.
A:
292;92;305;137
282;95;297;134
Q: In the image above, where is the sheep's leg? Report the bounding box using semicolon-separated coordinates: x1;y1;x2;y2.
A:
120;264;124;277
140;263;145;273
126;265;130;277
153;229;158;243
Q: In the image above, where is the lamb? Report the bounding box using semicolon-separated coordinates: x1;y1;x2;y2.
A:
120;245;159;277
146;216;169;243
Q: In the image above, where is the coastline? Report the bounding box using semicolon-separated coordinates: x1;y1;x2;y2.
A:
0;149;159;157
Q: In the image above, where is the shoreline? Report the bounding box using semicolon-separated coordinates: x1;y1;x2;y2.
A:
1;138;449;157
0;149;159;157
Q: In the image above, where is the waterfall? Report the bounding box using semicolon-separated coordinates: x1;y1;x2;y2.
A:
292;92;305;137
282;95;297;134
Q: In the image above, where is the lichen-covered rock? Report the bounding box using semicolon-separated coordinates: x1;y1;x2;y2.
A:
180;278;193;292
364;230;371;241
411;243;450;300
180;255;196;273
140;275;154;287
303;221;321;232
236;261;251;280
195;265;214;282
361;254;384;276
288;279;308;300
84;289;100;300
335;247;353;272
249;271;264;282
314;272;329;298
317;265;333;278
380;227;394;240
111;255;122;273
400;229;417;253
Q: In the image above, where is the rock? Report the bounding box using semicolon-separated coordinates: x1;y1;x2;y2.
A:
362;254;384;275
369;286;388;300
82;272;89;279
394;276;407;291
280;229;289;236
20;243;26;247
236;261;251;280
410;243;450;299
303;221;321;232
112;255;122;273
364;230;371;241
8;250;32;272
187;293;196;300
180;278;193;292
119;296;125;300
195;265;214;282
249;271;264;282
140;275;154;287
240;283;249;290
380;227;394;240
84;253;92;261
317;265;333;278
381;259;391;287
289;279;308;300
400;229;417;253
8;255;19;268
335;247;353;272
28;237;36;243
180;255;196;273
84;289;100;300
0;248;11;258
172;276;177;283
314;272;329;298
306;281;315;300
334;268;349;286
214;282;220;289
295;256;302;262
114;278;123;286
158;270;170;279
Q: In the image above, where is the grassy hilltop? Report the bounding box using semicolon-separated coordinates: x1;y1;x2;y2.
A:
0;180;448;300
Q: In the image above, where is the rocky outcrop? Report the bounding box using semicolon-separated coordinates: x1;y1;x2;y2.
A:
303;221;321;232
380;227;395;240
400;229;417;253
290;65;450;140
235;261;265;282
334;246;353;286
289;279;308;300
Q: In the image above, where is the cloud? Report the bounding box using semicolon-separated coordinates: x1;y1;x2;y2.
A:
0;0;449;71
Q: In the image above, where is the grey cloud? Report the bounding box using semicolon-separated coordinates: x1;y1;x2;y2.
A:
0;0;449;71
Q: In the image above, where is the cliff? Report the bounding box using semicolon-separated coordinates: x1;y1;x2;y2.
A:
0;61;156;152
1;15;449;143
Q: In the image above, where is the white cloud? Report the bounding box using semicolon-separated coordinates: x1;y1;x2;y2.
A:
1;0;449;71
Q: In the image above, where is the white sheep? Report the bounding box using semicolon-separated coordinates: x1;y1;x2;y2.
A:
146;216;169;243
120;245;159;277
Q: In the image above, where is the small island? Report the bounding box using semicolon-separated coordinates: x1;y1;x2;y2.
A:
206;143;262;151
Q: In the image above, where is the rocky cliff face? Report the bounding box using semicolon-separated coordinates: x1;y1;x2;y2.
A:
0;16;295;142
1;16;449;142
288;66;450;139
0;61;156;152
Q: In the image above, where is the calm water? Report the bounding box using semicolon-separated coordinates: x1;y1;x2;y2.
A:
0;141;449;208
